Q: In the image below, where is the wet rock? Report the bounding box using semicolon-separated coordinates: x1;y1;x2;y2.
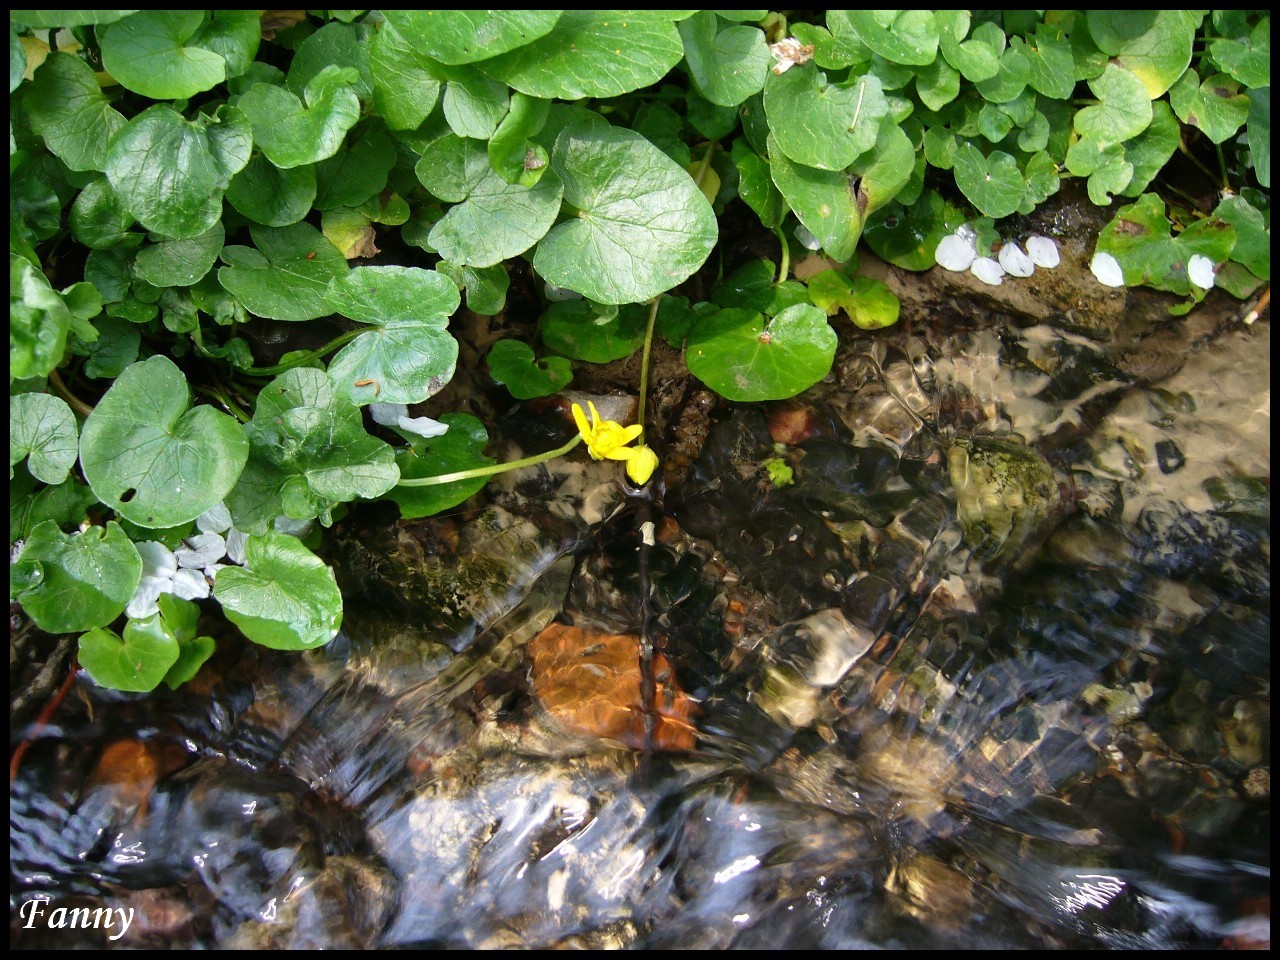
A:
1155;438;1186;474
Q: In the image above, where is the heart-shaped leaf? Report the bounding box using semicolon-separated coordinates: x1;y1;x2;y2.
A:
69;177;137;249
767;134;861;261
952;143;1026;218
236;65;361;169
936;11;1002;83
679;11;770;107
133;222;225;288
686;303;837;401
540;300;647;363
835;10;939;66
79;615;180;692
1096;193;1237;296
215;531;343;650
765;64;886;170
1210;18;1270;89
12;520;142;633
1169;70;1251;145
389;413;496;519
384;11;562;65
156;594;217;689
80;355;249;527
217;222;348;322
369;18;441;131
24;52;127;172
533;124;716;304
225;152;317;227
98;10;226;99
487;339;573;399
323;266;460;405
1088;10;1195;99
1075;63;1154;146
10;392;78;484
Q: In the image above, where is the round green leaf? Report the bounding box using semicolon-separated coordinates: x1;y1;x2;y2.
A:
487;339;572;399
369;18;442;131
104;104;251;239
477;11;685;99
767;134;861;262
12;520;142;633
952;143;1026;219
864;191;966;271
384;11;562;66
764;64;886;170
10;392;78;484
686;303;837;402
323;266;461;405
1015;26;1075;100
214;531;343;650
11;256;72;383
533;124;716;304
79;355;250;527
191;10;260;80
1096;193;1238;296
845;276;901;330
679;11;770;108
134;222;224;288
286;20;373;100
540;300;647;363
851;121;915;216
10;10;137;28
236;65;362;169
1210;18;1270;89
69;177;137;249
217;222;348;322
1075;63;1154;145
24;52;127;173
1169;70;1251;145
98;10;226;99
1090;10;1195;99
1213;195;1269;280
1120;101;1180;197
936;11;1002;83
837;10;939;66
79;616;180;693
226;152;317;227
389;413;496;519
81;315;141;379
314;119;396;211
442;67;510;140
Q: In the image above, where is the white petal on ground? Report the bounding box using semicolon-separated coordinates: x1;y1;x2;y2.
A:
1090;251;1126;288
935;233;978;271
369;402;408;427
998;242;1035;278
1025;235;1060;268
971;256;1006;285
225;528;248;565
196;502;233;534
135;541;178;580
169;568;211;601
175;533;226;570
794;222;822;251
1188;254;1216;289
126;576;167;619
396;414;449;439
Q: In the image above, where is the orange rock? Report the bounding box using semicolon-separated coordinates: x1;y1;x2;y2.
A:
527;624;696;751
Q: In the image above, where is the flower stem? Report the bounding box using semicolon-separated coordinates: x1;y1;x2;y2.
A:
773;225;791;283
237;328;364;377
636;296;662;446
49;368;93;417
395;434;583;487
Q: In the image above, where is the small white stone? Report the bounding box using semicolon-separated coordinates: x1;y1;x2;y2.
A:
971;256;1006;285
998;242;1035;278
1090;251;1126;288
1025;235;1060;269
794;222;822;251
935;233;977;272
1188;254;1216;290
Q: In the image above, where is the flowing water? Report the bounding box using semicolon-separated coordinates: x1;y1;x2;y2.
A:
10;297;1269;949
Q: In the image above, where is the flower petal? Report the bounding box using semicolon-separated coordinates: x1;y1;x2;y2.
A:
1090;251;1126;288
571;403;590;439
625;445;659;484
396;414;449;439
998;242;1035;278
1025;235;1060;269
1187;254;1216;290
971;256;1005;286
935;234;977;272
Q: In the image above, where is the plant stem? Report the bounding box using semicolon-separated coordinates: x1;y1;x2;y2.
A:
395;434;583;487
693;141;717;189
237;328;364;377
773;224;791;283
636;297;662;446
48;368;93;417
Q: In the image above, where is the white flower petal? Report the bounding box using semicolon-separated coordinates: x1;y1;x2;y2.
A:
935;234;977;272
998;242;1035;278
793;223;822;251
396;414;450;439
369;402;408;427
196;502;233;534
1025;235;1060;269
175;533;226;570
273;515;315;538
206;563;228;581
135;541;178;580
1188;254;1216;290
544;284;583;302
971;256;1006;286
127;576;166;619
225;528;248;566
1090;251;1126;288
170;568;211;601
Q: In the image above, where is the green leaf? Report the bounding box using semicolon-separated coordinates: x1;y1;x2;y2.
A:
215;531;343;650
863;191;966;271
419;136;564;268
11;256;73;382
710;259;807;315
974;45;1030;103
443;67;511;140
437;261;510;316
477;11;685;99
24;52;127;172
79;616;180;693
369;18;442;131
1212;195;1270;280
533;124;717;304
1247;87;1269;188
1075;63;1153;145
12;520;142;633
1121;100;1180;197
388;413;495;519
679;11;770;108
936;11;1002;83
98;10;226;99
323;266;460;405
540;300;647;363
79;355;249;527
226;152;317;227
313;119;396;210
133;222;225;288
1096;192;1237;296
81;315;141;379
731;139;783;228
105;104;251;239
837;10;939;66
686;303;837;402
286;20;373;100
1089;10;1195;99
1169;70;1251;145
227;368;398;531
10;22;26;93
10;392;78;484
383;11;562;65
845;275;900;330
69;176;138;249
487;339;572;399
764;64;886;170
217;222;348;322
1066;137;1132;205
156;594;216;689
768;134;861;262
10;10;137;28
852;121;915;216
488;92;552;187
191;9;261;80
236;65;362;169
915;56;960;111
11;474;100;543
1210;18;1270;89
952;143;1026;219
1014;26;1074;100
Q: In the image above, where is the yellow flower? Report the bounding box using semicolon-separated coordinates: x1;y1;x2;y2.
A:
570;402;659;484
